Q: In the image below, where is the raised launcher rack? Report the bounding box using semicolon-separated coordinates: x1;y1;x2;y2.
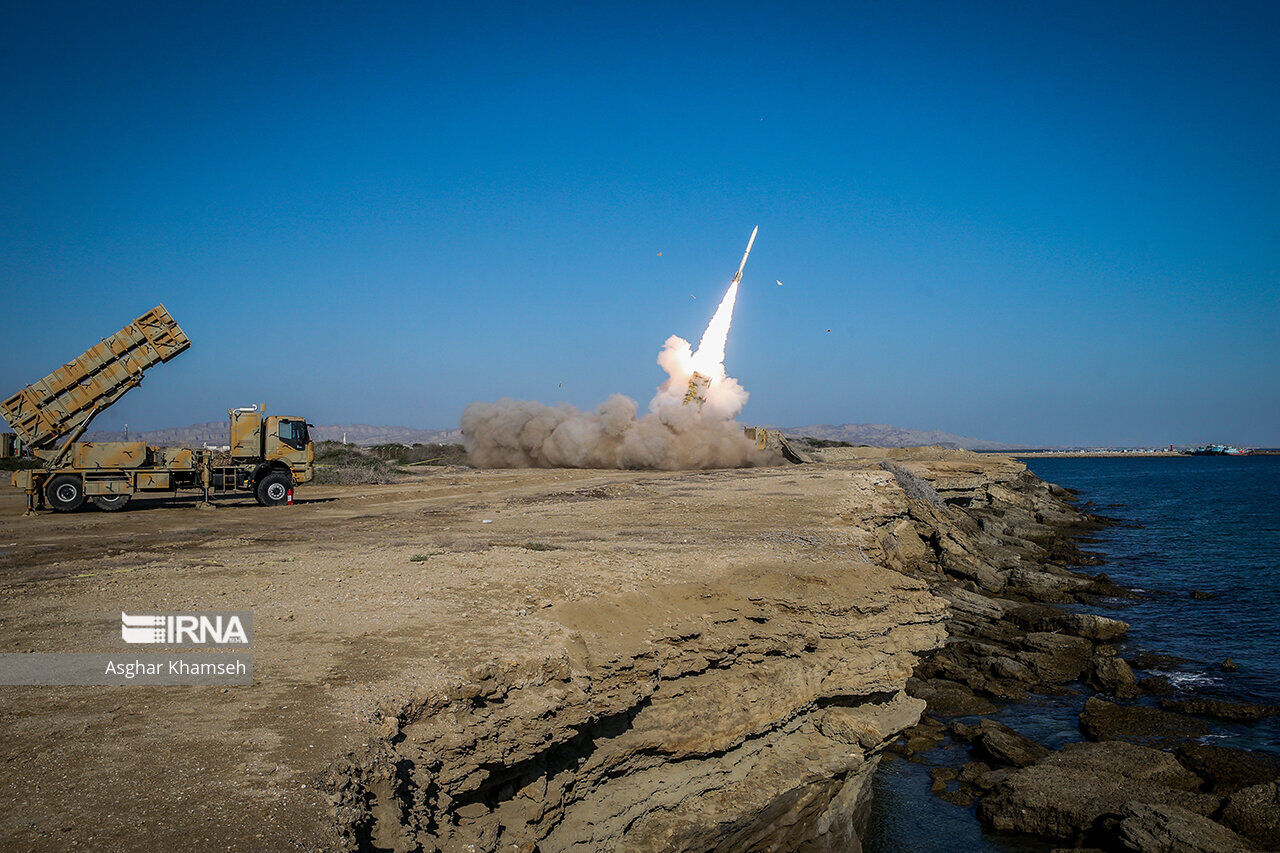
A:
683;371;712;407
1;305;191;466
743;427;812;464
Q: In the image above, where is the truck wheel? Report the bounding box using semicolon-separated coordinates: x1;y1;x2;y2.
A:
91;494;131;512
255;472;293;507
45;475;86;512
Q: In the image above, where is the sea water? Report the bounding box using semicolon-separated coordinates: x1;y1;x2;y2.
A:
863;455;1280;852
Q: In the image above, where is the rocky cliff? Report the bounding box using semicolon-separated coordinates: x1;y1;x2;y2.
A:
325;448;1097;852
327;466;952;852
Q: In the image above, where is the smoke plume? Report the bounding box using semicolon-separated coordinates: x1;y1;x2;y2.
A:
462;283;777;469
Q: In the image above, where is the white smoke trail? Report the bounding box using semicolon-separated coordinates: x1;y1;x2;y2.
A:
462;279;776;470
690;280;737;379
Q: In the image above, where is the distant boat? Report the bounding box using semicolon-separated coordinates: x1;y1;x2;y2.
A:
1187;444;1251;456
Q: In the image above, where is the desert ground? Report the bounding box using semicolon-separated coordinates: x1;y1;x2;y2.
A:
0;458;935;850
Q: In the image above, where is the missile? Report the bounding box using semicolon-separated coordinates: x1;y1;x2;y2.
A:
732;226;758;285
684;227;758;409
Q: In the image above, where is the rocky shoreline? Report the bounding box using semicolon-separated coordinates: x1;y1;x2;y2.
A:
319;448;1279;851
867;449;1280;852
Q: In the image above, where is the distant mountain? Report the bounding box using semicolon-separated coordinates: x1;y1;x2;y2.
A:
79;420;1010;451
779;423;1022;451
83;422;463;446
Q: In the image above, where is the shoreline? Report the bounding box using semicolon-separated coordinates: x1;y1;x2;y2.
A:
877;457;1279;850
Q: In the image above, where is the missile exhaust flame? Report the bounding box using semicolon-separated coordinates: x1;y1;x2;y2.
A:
684;226;757;400
462;227;773;470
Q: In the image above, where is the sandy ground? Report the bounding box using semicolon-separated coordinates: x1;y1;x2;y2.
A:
0;462;889;851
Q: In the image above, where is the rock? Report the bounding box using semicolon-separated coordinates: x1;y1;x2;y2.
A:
1005;566;1092;596
1079;697;1210;747
1189;589;1216;600
978;741;1217;842
889;715;948;758
941;551;1007;592
1175;743;1280;794
1018;632;1093;683
817;693;927;750
975;766;1014;791
1116;801;1257;852
938;786;976;807
1132;652;1191;671
956;719;1050;768
1222;781;1280;849
906;677;997;716
1007;604;1129;641
1087;572;1133;598
1006;603;1062;631
1139;676;1177;697
1063;613;1130;641
930;765;959;782
929;765;958;793
1161;698;1280;722
988;655;1037;684
1087;656;1141;699
959;760;991;783
940;585;1008;621
899;734;940;757
1222;658;1240;672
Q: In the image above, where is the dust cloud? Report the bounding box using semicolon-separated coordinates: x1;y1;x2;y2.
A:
461;336;776;470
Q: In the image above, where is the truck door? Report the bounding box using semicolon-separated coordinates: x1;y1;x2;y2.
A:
265;417;312;462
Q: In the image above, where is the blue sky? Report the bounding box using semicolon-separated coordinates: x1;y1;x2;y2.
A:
1;1;1276;446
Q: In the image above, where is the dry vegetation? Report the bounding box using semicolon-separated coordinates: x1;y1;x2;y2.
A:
313;440;469;484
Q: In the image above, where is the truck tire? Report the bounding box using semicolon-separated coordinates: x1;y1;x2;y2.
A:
45;475;86;512
255;472;293;507
91;494;131;512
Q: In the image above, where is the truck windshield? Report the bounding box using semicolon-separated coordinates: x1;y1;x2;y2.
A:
278;420;309;451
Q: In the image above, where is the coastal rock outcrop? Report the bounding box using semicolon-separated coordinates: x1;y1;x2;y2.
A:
1115;802;1257;853
1087;655;1141;699
326;470;951;852
1221;781;1280;849
1160;698;1280;722
1079;697;1211;747
319;446;1275;851
977;741;1217;842
951;720;1049;768
1175;743;1280;795
842;446;1276;850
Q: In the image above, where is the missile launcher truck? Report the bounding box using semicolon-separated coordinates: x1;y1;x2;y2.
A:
3;305;314;513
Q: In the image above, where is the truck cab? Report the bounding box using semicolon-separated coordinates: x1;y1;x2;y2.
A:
229;407;314;503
